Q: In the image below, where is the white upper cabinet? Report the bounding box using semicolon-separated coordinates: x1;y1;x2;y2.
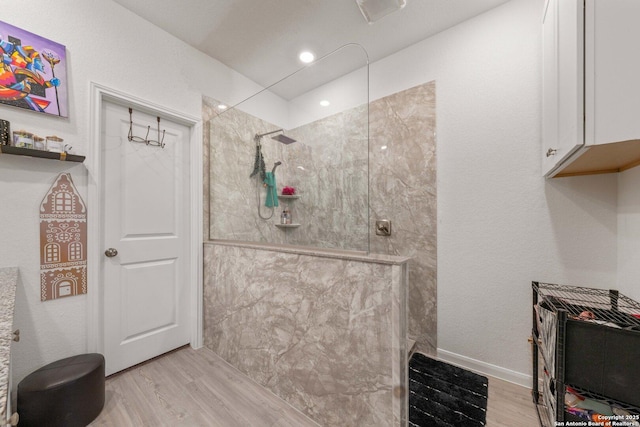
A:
543;0;640;178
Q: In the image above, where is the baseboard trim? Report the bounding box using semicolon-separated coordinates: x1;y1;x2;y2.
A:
436;348;532;388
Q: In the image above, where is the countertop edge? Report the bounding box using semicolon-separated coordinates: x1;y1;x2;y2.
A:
0;267;19;418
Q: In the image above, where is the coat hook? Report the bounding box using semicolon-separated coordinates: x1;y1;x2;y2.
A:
128;108;165;148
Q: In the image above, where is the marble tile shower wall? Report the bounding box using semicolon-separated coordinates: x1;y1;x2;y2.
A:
207;103;369;251
208;108;283;243
280;105;369;250
369;81;437;355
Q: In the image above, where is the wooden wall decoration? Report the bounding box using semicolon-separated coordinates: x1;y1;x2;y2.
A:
39;173;87;301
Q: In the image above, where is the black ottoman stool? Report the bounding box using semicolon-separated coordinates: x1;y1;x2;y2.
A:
17;353;105;427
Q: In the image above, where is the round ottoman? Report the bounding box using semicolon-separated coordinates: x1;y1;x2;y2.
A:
17;353;105;427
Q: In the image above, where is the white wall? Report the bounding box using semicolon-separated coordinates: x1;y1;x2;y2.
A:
368;0;619;385
618;167;640;303
0;0;268;384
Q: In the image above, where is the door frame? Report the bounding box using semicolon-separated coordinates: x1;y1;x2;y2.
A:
87;82;203;355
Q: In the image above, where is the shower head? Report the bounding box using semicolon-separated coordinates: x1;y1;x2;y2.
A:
256;129;284;139
255;129;297;145
271;134;297;145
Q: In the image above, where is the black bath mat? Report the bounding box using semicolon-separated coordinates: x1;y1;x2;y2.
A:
409;353;488;427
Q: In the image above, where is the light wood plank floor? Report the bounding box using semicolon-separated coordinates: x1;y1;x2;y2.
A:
89;346;320;427
90;346;539;426
486;376;539;427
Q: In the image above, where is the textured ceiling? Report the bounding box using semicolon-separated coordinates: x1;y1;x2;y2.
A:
112;0;510;99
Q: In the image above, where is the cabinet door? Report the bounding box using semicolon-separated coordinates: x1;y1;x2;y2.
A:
586;0;640;146
542;0;559;175
542;0;584;176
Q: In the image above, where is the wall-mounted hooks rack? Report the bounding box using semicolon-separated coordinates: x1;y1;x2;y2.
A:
128;108;165;148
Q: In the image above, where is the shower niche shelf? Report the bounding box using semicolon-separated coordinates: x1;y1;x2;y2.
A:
275;224;300;229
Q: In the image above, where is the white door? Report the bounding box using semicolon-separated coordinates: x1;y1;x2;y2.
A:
102;100;191;376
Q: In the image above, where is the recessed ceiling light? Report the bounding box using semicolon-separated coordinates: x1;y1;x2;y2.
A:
299;51;315;63
217;104;227;110
381;145;388;150
319;100;330;107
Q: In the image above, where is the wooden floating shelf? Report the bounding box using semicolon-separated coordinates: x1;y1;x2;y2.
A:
0;145;85;163
278;195;300;199
275;224;301;229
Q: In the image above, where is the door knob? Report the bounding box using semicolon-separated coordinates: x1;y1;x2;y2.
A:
104;248;118;257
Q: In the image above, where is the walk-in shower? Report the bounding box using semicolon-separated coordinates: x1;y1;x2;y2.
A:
204;43;417;427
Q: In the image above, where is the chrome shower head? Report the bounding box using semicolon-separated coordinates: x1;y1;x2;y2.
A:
255;129;297;144
271;134;296;144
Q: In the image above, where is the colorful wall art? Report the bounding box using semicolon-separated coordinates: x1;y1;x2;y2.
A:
40;173;87;301
0;20;68;117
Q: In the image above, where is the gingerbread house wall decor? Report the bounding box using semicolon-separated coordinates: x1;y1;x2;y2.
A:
39;173;87;301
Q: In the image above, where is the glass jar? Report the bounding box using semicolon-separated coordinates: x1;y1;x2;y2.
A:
46;135;64;152
12;130;34;148
33;136;45;150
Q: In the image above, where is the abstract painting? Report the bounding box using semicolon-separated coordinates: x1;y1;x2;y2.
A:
0;20;68;117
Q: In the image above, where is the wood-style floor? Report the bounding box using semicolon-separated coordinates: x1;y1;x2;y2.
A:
90;346;539;426
89;346;320;427
487;376;539;427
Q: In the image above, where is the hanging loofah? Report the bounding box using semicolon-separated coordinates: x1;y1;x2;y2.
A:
249;145;266;181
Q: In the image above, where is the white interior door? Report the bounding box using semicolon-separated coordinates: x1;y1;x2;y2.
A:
102;100;191;376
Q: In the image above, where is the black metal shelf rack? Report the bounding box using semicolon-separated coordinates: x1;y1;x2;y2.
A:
531;281;640;426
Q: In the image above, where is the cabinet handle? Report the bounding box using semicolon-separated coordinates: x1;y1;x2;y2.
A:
12;329;19;342
546;148;557;157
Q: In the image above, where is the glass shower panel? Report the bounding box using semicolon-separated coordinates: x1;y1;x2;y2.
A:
208;44;369;252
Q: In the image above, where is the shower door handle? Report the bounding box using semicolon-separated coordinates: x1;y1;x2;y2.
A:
105;248;118;258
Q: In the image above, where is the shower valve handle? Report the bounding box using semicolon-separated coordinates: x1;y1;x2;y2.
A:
375;220;392;236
